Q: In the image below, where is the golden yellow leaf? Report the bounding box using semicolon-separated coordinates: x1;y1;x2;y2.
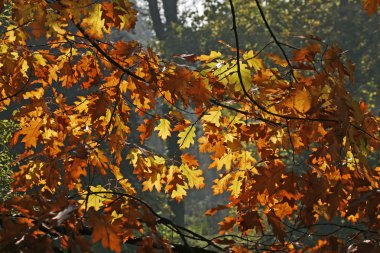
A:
180;164;205;189
212;174;231;195
209;151;232;171
165;165;188;201
228;172;243;198
23;87;44;100
79;185;111;211
229;62;252;92
154;118;172;140
142;173;163;192
243;50;264;70
81;4;106;39
21;59;29;78
203;108;222;127
33;53;47;66
41;128;58;140
73;96;90;113
170;183;188;201
178;125;196;149
197;50;222;62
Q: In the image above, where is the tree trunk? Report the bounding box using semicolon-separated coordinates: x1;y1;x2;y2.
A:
162;0;178;24
147;0;166;39
147;0;178;39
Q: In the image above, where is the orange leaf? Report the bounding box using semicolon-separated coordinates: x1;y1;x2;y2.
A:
18;118;43;148
363;0;380;15
181;153;199;167
218;216;236;235
87;209;122;253
205;205;229;216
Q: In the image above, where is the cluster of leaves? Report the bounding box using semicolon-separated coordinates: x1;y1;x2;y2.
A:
166;0;380;110
0;0;379;252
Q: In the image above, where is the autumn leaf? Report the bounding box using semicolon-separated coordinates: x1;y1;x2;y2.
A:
165;166;188;201
138;118;157;143
79;185;112;211
243;50;264;70
212;173;231;195
23;87;45;100
230;62;252;92
363;0;380;15
177;125;196;149
154;118;172;140
284;87;312;114
266;53;288;67
228;172;243;198
205;205;229;216
209;151;232;171
81;4;106;39
203;108;222;127
180;164;205;189
170;183;188;201
181;153;199;167
88;209;122;253
18;118;43;148
294;88;312;113
102;0;137;31
239;211;263;234
197;50;222;62
219;216;236;235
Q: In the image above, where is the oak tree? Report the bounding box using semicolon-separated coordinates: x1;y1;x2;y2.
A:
0;0;379;252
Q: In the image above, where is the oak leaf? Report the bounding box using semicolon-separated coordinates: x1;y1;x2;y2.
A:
154;118;172;140
180;164;205;189
203;108;222;127
177;125;196;149
18;118;43;148
88;209;122;253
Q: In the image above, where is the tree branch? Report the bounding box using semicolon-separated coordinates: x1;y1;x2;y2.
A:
254;0;298;83
227;0;338;123
81;191;224;251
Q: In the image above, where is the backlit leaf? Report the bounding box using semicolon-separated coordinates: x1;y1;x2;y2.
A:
197;50;222;62
180;164;205;189
154;118;172;140
203;108;222;127
88;209;122;253
81;4;106;39
18;118;43;148
177;125;196;149
79;185;112;211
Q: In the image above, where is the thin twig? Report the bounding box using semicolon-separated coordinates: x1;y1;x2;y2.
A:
228;0;338;124
254;0;298;82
